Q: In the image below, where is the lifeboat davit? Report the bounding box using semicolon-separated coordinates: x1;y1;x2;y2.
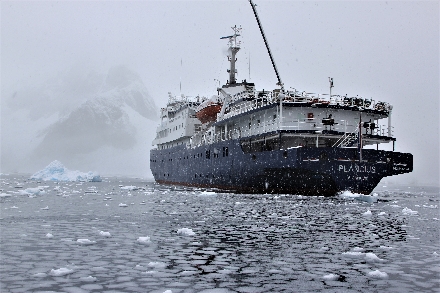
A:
195;95;222;124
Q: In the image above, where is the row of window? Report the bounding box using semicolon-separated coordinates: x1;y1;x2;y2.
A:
150;147;230;163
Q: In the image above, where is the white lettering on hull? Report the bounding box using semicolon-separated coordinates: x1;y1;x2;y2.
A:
338;164;376;173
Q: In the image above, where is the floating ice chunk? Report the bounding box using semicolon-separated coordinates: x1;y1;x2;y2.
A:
368;269;388;279
119;203;128;207
433;252;438;256
199;191;216;196
322;273;339;281
18;187;46;196
378;211;387;216
402;207;418;215
46;233;53;238
99;231;111;237
33;272;47;277
342;251;365;258
41;206;49;210
177;228;195;236
147;262;167;269
31;160;101;182
163;290;172;293
363;210;372;216
49;267;74;276
338;191;377;203
0;193;11;198
379;245;393;250
77;239;96;245
120;185;139;191
365;252;384;262
137;236;151;244
80;276;97;282
352;247;364;252
320;246;330;251
10;206;18;209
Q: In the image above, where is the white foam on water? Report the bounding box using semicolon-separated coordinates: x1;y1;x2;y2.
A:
119;203;128;207
46;233;53;238
368;269;388;279
378;211;387;216
49;267;74;276
322;273;339;281
177;228;195;236
199;191;216;196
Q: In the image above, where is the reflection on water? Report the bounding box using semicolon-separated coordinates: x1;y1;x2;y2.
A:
0;174;438;293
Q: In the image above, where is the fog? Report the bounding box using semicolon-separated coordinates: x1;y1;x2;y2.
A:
1;1;438;186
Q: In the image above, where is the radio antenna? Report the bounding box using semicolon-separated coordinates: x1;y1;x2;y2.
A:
249;0;284;92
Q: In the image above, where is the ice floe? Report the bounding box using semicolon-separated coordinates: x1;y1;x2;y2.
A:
137;236;151;244
363;210;372;217
99;231;111;237
368;269;388;279
342;251;365;258
338;190;378;203
119;203;128;207
120;185;139;191
18;187;46;196
80;276;97;282
49;267;74;276
46;233;53;238
148;261;167;269
177;228;195;236
77;238;96;245
322;273;339;281
31;160;101;182
352;247;364;252
365;252;384;262
402;207;418;215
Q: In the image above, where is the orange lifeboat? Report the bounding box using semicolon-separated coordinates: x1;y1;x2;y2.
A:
195;96;222;124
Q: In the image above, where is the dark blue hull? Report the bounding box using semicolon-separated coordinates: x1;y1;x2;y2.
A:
150;139;412;196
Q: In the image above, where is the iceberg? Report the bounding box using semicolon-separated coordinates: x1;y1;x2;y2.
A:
31;160;101;182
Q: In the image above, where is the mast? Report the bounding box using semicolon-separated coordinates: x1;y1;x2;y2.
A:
220;25;241;85
249;0;284;91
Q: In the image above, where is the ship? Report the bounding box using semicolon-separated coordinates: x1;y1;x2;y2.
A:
150;0;413;196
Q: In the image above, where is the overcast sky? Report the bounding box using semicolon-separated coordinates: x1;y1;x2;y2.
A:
1;1;439;185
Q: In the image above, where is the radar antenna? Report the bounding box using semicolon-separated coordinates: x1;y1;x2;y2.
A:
249;0;284;92
220;25;241;85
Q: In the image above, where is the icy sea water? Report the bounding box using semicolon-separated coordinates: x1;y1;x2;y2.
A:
0;174;439;293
